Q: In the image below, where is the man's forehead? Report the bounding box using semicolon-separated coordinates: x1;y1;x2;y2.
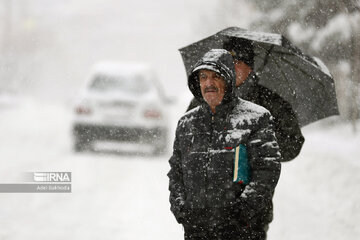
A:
199;69;220;76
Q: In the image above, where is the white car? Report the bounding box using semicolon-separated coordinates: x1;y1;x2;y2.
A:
72;61;169;155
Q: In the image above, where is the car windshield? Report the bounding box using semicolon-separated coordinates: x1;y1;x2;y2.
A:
89;74;151;94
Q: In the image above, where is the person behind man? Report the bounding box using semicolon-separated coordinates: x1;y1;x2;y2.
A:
187;38;305;162
168;49;281;239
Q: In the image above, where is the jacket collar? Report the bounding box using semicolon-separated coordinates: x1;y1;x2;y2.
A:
200;97;239;120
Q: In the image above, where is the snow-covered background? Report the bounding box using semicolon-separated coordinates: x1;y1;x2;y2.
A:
1;0;359;239
0;98;359;240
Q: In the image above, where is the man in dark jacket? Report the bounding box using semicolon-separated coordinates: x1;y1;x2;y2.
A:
168;49;281;239
187;38;304;162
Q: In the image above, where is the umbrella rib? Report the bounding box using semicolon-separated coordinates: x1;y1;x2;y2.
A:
271;54;331;116
280;57;327;89
267;49;330;87
270;55;294;89
251;43;331;114
257;45;274;73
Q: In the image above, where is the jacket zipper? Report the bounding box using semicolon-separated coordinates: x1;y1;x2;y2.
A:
204;113;215;206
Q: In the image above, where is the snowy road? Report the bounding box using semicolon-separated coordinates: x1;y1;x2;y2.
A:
0;99;359;239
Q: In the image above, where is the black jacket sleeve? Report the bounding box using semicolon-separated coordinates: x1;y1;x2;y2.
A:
270;100;304;161
167;121;186;223
237;112;281;220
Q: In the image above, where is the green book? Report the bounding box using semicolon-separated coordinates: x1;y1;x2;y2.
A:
233;144;250;184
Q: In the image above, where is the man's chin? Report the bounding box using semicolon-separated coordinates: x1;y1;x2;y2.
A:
204;92;218;98
204;98;221;107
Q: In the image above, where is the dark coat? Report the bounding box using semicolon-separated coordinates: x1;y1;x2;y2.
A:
187;72;305;162
168;49;281;238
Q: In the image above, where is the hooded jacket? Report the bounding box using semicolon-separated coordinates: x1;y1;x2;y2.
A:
168;49;281;230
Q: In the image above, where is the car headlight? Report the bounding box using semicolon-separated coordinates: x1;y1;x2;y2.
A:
75;105;92;115
143;109;162;119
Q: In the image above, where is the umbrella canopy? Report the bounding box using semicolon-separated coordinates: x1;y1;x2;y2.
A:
179;27;339;127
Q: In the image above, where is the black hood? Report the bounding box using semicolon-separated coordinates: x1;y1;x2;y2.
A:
188;49;236;105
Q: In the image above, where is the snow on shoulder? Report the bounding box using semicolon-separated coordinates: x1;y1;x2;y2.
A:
230;98;271;128
178;106;201;126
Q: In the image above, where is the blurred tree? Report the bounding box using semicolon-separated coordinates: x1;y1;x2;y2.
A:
0;0;37;94
247;0;360;126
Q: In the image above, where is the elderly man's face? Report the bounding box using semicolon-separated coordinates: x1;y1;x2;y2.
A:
199;69;226;112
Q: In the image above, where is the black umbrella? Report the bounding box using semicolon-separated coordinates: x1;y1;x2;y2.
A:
179;27;339;127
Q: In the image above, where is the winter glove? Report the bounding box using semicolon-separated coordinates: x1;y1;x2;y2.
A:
231;198;257;223
176;204;193;224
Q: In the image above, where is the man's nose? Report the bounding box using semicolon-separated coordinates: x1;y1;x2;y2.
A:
203;77;216;85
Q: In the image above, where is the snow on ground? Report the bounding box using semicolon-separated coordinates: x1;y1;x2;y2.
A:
0;98;359;240
268;120;360;239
